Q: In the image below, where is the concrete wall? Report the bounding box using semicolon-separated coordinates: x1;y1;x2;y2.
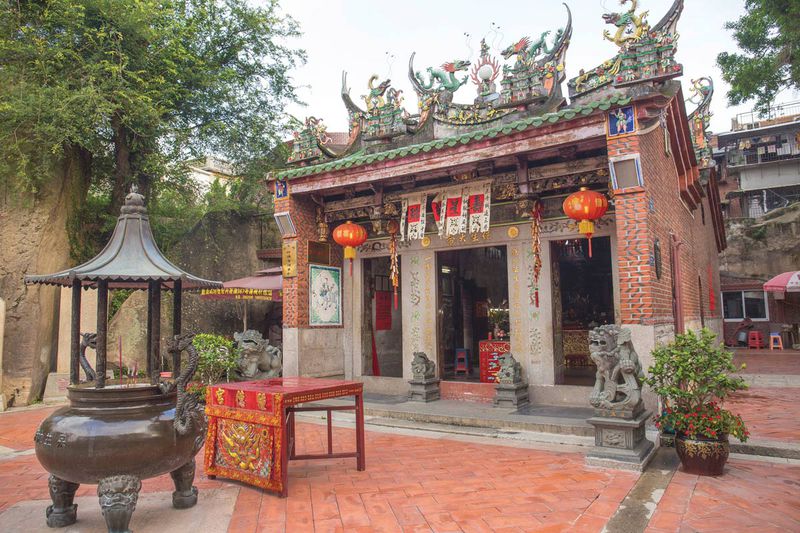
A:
740;160;800;191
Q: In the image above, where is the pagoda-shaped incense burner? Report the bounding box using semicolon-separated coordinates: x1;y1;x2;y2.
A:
25;188;221;533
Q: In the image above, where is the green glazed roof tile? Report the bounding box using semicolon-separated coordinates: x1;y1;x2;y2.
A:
275;95;630;180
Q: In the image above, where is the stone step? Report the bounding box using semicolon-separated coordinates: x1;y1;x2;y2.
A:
361;403;596;437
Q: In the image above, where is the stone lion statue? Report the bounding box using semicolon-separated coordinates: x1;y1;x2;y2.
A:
588;325;643;412
410;352;436;380
231;330;282;381
496;352;523;384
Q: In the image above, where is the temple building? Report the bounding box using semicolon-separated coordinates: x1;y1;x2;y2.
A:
268;0;726;407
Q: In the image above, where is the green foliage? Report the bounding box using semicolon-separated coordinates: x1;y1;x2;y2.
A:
645;329;749;441
745;225;768;241
186;382;208;404
717;0;800;112
192;333;239;385
109;289;133;320
0;0;303;257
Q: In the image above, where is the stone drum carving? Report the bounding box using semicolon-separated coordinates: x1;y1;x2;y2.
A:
588;325;643;413
232;330;282;381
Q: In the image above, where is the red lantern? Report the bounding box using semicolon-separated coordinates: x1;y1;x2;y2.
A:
562;187;609;258
332;220;368;275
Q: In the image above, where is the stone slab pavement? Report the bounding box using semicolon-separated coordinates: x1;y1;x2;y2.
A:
0;405;798;533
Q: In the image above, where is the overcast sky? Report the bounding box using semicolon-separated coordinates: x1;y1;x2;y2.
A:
280;0;797;136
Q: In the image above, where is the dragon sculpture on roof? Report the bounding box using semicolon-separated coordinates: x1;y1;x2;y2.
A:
687;77;714;169
414;59;471;93
602;0;650;47
500;30;564;67
568;0;684;99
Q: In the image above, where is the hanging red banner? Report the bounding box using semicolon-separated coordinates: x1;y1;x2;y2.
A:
375;291;392;330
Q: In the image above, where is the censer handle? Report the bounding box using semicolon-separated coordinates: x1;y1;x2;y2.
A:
165;333;202;436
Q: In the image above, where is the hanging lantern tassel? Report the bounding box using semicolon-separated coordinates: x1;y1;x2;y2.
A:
387;219;400;309
332;221;368;276
578;219;595;258
562;188;608;259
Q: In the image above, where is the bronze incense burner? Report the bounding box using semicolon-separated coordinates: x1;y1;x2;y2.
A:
25;188;221;533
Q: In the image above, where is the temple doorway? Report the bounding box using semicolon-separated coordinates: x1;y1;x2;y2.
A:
551;237;614;386
436;246;509;382
361;257;403;377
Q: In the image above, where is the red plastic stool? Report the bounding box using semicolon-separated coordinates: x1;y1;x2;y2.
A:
455;349;470;376
747;331;765;349
769;333;784;350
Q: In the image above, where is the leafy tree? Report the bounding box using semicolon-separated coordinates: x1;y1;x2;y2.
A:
0;0;303;231
717;0;800;112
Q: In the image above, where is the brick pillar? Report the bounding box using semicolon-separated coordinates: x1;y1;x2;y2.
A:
275;193;318;329
608;135;655;326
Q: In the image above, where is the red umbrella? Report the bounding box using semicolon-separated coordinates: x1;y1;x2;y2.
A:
763;271;800;294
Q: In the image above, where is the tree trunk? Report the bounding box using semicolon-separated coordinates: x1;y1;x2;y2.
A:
110;112;133;215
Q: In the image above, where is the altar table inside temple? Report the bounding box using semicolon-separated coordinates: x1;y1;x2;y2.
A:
204;377;365;497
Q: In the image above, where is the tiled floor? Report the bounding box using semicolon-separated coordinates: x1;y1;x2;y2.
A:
1;404;799;532
646;459;800;533
727;387;800;443
732;349;800;375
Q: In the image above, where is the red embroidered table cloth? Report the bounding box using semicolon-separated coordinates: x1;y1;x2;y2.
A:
204;377;364;495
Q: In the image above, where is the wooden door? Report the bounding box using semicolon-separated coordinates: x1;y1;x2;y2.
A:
550;242;565;384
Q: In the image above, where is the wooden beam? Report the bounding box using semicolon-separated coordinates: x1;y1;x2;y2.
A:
149;280;161;385
172;279;182;378
70;279;81;385
96;280;108;388
528;155;608;180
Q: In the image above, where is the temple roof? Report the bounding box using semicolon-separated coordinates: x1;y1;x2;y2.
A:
275;94;631;181
25;189;221;290
274;0;687;185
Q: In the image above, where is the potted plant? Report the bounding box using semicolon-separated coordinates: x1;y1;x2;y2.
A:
645;328;749;476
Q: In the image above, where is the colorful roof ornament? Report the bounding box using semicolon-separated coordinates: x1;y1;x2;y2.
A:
470;38;502;104
407;3;572;128
686;77;714;169
499;5;571;108
568;0;684;100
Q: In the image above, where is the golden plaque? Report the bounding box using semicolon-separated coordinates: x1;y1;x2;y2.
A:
282;240;297;278
507;226;519;239
421;236;431;248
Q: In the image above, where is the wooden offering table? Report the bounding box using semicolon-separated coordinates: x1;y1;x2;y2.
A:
204;377;365;497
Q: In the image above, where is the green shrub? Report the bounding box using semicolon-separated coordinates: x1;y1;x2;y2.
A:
192;334;239;385
645;328;749;441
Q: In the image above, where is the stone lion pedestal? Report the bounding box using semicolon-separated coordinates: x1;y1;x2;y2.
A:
584;325;655;471
493;353;529;408
408;352;440;402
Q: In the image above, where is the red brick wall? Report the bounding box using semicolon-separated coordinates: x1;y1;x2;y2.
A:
610;112;722;330
274;194;343;328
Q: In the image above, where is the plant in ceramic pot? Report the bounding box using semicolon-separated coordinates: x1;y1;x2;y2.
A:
645;328;749;476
